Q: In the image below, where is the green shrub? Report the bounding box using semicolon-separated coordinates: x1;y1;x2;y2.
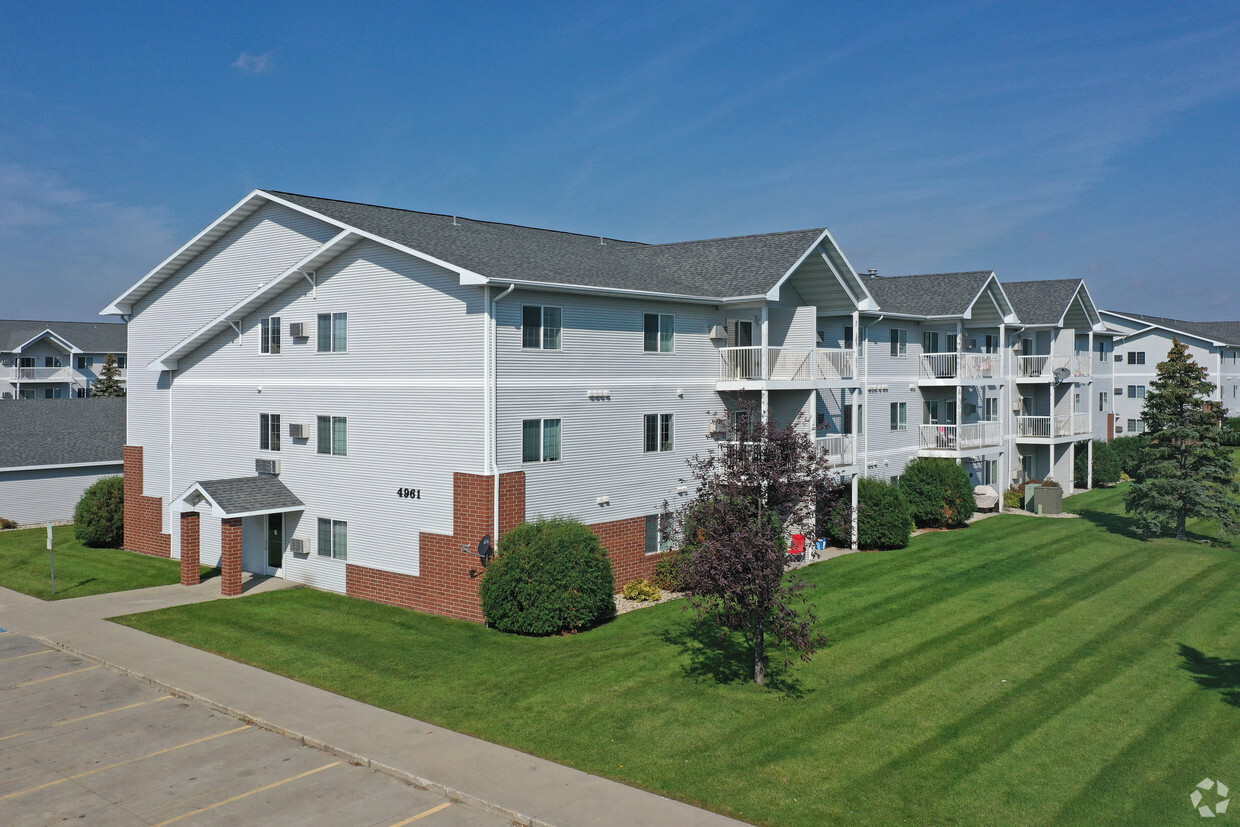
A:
829;477;911;550
1221;417;1240;446
0;517;18;530
480;517;615;635
899;457;976;529
652;547;693;591
622;578;663;602
1109;435;1147;478
74;476;124;547
1075;440;1122;488
1002;488;1023;511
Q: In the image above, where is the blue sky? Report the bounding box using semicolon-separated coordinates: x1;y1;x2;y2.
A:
2;1;1238;321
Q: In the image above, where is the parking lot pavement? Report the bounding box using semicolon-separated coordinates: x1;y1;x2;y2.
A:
0;632;509;826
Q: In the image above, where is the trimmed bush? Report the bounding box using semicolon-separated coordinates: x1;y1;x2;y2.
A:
622;578;663;602
829;477;911;550
899;457;976;529
1109;435;1147;479
652;547;693;592
0;518;18;530
1002;488;1023;511
1075;440;1122;488
74;476;124;547
480;517;615;635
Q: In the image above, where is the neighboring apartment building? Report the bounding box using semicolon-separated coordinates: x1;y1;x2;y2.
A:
105;189;1113;621
0;319;127;400
1099;311;1240;435
0;398;125;525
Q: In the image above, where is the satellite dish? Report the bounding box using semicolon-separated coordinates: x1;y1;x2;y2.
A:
1052;367;1071;384
477;534;493;565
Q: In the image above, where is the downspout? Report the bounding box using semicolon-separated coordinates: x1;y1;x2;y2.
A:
490;283;516;543
998;322;1006;512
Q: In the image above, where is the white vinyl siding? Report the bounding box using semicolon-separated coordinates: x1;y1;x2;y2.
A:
0;465;124;524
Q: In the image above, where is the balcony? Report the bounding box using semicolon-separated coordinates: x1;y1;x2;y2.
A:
9;366;80;383
815;434;855;467
918;353;1000;385
918;421;1003;452
1015;354;1092;381
1014;413;1091;439
718;347;856;387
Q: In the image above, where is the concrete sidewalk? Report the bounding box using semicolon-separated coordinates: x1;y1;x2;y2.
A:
0;579;747;827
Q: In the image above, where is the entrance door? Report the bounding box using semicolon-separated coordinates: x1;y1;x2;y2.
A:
266;513;283;570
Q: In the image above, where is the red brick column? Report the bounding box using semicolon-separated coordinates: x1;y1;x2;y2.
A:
179;512;201;586
221;517;243;597
123;446;171;558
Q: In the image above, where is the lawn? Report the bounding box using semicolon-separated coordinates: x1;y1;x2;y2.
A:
0;525;194;600
112;485;1240;825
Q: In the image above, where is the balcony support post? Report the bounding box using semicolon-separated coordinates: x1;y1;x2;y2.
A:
850;473;859;552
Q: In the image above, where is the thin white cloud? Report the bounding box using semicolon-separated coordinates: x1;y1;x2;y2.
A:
232;52;273;74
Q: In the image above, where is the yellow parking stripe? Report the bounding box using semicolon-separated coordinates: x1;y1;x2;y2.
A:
0;649;54;663
390;801;454;826
15;664;101;686
0;725;250;802
0;695;173;743
153;760;342;826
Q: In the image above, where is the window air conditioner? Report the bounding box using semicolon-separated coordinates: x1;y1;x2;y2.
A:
1114;354;1122;362
289;322;306;338
708;418;728;435
256;458;281;475
289;538;306;555
708;324;727;340
288;423;309;439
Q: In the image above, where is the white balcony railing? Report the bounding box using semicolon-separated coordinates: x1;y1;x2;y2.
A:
1015;413;1090;438
9;366;79;382
918;421;1002;451
815;434;855;467
918;352;1000;381
719;347;855;382
1016;354;1093;379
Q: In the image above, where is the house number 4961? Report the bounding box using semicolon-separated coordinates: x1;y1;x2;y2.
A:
397;488;422;500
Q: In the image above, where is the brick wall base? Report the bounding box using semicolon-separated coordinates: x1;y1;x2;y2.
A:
590;515;658;587
180;512;201;586
124;446;171;558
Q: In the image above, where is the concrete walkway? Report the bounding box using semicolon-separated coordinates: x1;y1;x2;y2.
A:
0;578;746;827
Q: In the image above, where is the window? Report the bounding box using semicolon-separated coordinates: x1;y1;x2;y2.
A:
116;355;127;370
1114;354;1122;362
1095;340;1107;358
260;316;282;354
984;398;999;421
76;387;88;398
522;418;561;462
317;416;347;456
1099;391;1109;412
317;312;347;353
317;518;347;560
643;313;674;353
922;331;940;353
987;460;999;486
889;402;907;431
890;329;907;357
44;356;61;368
75;356;93;369
946;333;958;353
1127;352;1145;365
259;413;281;451
1128;385;1146;399
843;325;854;349
644;413;674;452
1074;391;1083;413
984;334;999;353
645;514;673;554
890;474;901;486
1128;419;1146;434
521;305;562;350
842;406;852;435
18;388;36;400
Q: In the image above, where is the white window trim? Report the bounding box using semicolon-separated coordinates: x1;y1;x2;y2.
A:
522;418;563;463
643;413;675;453
521;305;563;351
259;315;282;355
316;415;348;456
643;313;676;354
316;312;348;354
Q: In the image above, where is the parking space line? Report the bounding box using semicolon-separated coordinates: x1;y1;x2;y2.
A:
0;724;250;802
15;664;101;686
390;801;454;825
152;760;343;826
0;649;54;663
1;695;174;742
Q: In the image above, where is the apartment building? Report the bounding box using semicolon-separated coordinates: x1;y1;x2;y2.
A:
1;320;127;400
1099;311;1240;434
106;189;1113;621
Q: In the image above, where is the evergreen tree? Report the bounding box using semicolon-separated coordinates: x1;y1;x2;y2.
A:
1123;338;1240;540
92;353;126;397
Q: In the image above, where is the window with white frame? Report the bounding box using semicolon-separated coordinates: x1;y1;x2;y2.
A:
1128;419;1146;434
521;305;562;350
1099;391;1109;412
843;325;854;349
116;355;127;370
260;316;281;354
75;355;93;370
522;418;561;462
984;334;999;353
259;413;281;451
317;312;347;353
316;416;347;456
645;513;673;554
984;398;1000;421
889;402;907;431
1128;385;1146;398
644;413;674;452
984;459;999;486
1127;352;1146;365
890;328;908;357
317;518;347;560
643;313;674;352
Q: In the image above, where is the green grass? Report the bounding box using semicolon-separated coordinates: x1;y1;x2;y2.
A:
0;525;195;600
112;487;1240;825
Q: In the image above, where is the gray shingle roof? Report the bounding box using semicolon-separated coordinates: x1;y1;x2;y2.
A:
1108;312;1240;348
0;320;127;354
0;398;125;468
1001;279;1086;326
266;191;827;299
197;476;304;516
860;272;995;316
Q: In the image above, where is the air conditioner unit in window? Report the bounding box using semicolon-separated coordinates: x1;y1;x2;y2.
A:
289;322;306;338
708;418;728;435
288;423;309;439
289;538;306;555
1114;388;1122;395
255;458;280;475
708;324;727;340
1114;354;1122;362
